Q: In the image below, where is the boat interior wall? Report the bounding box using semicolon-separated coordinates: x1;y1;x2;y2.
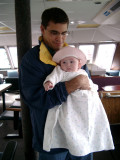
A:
111;43;120;70
0;28;119;46
0;34;17;46
98;24;120;42
66;29;113;43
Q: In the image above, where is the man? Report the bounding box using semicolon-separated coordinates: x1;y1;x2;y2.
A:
20;7;92;160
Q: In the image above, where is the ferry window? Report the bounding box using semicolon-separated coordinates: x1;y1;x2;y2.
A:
0;48;11;69
79;45;94;63
9;47;18;68
95;44;116;70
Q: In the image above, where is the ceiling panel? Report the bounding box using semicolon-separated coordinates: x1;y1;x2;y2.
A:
0;0;120;45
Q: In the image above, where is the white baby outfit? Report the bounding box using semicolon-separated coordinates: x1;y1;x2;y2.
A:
43;66;114;156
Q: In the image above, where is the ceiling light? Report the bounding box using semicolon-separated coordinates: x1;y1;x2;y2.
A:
77;24;100;28
70;21;75;24
0;27;11;31
70;20;86;25
77;20;86;24
0;32;16;34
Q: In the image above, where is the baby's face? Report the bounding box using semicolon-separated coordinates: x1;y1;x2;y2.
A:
60;56;81;72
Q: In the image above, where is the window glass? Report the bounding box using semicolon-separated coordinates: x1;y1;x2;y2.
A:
9;47;18;68
95;44;116;70
79;45;94;63
0;48;11;68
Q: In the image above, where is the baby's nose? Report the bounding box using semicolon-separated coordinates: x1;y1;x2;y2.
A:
67;63;71;66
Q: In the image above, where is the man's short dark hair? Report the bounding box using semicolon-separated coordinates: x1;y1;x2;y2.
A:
41;7;69;29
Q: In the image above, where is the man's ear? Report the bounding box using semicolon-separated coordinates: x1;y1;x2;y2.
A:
40;24;44;34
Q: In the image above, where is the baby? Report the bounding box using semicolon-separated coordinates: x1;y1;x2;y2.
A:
44;46;91;91
43;46;114;157
44;52;86;91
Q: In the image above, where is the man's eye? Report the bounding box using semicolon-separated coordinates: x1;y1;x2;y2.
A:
51;31;57;35
62;32;66;36
62;32;69;36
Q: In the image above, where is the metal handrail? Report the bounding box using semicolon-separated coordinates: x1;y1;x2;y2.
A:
106;93;120;98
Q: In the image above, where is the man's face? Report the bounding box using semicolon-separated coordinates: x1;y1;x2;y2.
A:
40;21;68;51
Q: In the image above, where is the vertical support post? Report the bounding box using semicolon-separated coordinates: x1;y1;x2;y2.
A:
15;1;36;160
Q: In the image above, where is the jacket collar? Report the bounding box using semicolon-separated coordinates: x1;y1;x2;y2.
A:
39;36;68;66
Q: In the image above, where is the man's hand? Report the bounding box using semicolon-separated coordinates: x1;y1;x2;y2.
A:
65;75;90;94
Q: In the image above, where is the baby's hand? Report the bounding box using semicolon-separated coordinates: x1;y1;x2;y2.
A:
44;81;53;91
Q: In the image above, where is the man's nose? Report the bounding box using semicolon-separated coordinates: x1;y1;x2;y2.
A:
56;34;63;40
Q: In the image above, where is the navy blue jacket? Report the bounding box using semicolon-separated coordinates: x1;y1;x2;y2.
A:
19;45;90;152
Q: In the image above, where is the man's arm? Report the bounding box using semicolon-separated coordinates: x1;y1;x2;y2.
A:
65;74;90;94
65;64;91;94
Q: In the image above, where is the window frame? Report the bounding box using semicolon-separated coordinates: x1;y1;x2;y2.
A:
0;43;117;71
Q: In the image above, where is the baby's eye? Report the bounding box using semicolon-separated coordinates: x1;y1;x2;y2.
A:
70;61;74;63
63;61;66;64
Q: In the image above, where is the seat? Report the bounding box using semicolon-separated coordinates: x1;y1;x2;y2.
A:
0;78;3;84
5;78;19;94
0;74;3;84
99;90;120;124
5;70;19;93
0;100;22;138
7;70;18;78
106;71;120;76
0;141;17;160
